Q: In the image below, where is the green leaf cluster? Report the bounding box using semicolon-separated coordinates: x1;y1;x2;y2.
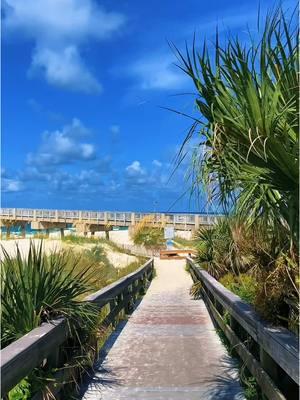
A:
173;6;299;249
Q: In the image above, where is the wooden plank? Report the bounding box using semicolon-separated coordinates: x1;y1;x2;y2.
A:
186;258;299;385
1;318;67;396
160;255;186;260
160;249;196;260
160;250;196;254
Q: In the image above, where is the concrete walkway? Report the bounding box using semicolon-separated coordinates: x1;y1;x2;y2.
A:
80;259;245;399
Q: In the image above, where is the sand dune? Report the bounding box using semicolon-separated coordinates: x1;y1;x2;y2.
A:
0;237;138;269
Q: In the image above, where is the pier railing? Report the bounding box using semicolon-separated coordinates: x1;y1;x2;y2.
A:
1;258;154;398
0;208;221;228
187;257;299;400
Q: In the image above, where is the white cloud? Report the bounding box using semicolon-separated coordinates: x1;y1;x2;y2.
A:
18;166;106;195
3;0;126;93
27;118;96;166
2;178;24;192
30;46;102;93
152;159;162;167
128;55;188;90
125;161;145;177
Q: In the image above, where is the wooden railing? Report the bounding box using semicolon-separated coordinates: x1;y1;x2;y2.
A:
0;208;222;228
1;258;154;398
186;258;299;400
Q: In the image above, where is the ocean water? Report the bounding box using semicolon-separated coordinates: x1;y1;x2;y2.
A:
0;223;75;238
0;223;128;239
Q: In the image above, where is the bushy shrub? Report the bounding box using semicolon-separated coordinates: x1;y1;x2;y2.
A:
133;227;164;248
190;281;202;299
254;256;299;332
130;215;165;249
220;273;260;305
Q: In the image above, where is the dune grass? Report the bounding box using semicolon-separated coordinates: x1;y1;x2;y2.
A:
2;240;148;399
173;236;198;248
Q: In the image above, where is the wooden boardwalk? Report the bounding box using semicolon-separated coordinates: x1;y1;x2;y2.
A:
80;259;245;400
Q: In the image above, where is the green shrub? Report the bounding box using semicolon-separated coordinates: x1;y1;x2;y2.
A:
220;273;259;305
133;227;164;248
196;219;233;278
1;241;100;347
174;236;197;248
2;241;148;398
189;281;202;299
8;379;31;400
244;376;261;400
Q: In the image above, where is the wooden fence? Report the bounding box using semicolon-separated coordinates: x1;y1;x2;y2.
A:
187;257;299;400
1;258;154;398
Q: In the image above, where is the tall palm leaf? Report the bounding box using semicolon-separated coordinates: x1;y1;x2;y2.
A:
173;6;299;249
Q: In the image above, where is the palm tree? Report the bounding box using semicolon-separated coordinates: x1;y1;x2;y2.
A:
173;6;299;251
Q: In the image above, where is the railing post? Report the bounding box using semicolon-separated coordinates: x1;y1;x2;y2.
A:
13;208;16;219
260;347;279;382
33;209;37;221
47;346;61;369
104;212;108;224
195;215;200;230
55;210;58;221
79;211;82;221
229;315;240;336
131;212;135;226
21;224;26;238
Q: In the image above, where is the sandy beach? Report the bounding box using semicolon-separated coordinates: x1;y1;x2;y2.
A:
0;233;137;269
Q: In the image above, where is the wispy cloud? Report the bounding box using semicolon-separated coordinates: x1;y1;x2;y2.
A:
1;167;24;193
3;0;126;93
27;98;64;122
127;54;188;91
2;179;24;193
27;118;96;167
29;45;102;93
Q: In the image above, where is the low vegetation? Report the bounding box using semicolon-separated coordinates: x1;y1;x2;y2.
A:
133;226;164;248
62;234;135;256
195;218;299;333
1;240;147;399
131;215;165;249
173;236;197;248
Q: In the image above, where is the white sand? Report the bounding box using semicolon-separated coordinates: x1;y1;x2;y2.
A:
108;230;133;245
0;237;137;268
0;238;62;260
102;246;137;268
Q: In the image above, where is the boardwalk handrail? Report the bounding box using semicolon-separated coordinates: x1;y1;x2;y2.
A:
0;207;222;227
187;257;299;400
1;258;154;397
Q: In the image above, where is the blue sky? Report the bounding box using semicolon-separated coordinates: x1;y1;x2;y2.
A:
1;0;291;212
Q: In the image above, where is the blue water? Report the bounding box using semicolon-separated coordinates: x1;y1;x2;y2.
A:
0;223;74;238
0;223;129;238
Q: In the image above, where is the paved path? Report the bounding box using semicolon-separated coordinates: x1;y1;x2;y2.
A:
80;259;245;399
